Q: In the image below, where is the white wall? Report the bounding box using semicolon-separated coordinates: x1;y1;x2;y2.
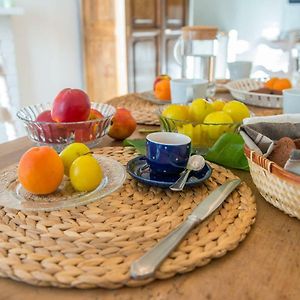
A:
12;0;83;107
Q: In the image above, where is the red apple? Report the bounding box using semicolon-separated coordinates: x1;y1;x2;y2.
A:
153;74;171;91
36;110;53;141
108;108;136;140
74;123;95;142
35;110;67;142
89;108;104;120
74;109;104;142
36;110;54;122
51;88;91;122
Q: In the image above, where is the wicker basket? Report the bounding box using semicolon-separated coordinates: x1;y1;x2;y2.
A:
244;145;300;219
226;79;283;108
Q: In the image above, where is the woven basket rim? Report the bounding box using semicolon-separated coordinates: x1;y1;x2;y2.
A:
244;145;300;185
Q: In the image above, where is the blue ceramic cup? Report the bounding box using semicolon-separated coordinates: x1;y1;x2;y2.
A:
146;132;191;174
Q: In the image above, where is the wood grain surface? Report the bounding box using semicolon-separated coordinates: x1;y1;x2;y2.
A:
0;106;298;299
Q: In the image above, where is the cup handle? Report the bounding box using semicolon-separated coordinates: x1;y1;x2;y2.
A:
186;86;194;103
173;37;183;66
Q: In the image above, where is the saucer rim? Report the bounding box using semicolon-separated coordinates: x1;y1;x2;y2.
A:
126;155;212;188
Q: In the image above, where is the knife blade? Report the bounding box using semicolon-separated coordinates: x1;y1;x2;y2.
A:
130;178;241;280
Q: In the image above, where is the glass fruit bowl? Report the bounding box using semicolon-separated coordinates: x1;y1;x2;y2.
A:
157;106;241;153
17;102;116;152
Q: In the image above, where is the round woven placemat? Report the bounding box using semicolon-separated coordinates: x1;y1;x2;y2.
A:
107;93;162;125
0;147;256;289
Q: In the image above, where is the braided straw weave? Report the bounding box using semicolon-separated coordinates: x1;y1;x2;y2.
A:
107;94;162;125
245;146;300;219
0;147;256;289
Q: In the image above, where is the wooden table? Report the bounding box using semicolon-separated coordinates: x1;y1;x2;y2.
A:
0;123;299;300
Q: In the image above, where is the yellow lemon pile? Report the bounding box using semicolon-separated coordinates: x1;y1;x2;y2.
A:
161;99;250;148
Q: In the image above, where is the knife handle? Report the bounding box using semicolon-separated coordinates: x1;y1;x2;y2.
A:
130;217;197;280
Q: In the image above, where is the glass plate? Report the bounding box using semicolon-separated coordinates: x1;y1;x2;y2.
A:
138;91;171;105
0;155;126;212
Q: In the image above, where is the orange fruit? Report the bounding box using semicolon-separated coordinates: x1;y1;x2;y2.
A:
264;77;278;89
273;78;292;91
18;146;64;195
153;74;171;90
154;79;171;101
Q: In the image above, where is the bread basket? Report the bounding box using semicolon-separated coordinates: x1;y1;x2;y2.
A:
244;145;300;219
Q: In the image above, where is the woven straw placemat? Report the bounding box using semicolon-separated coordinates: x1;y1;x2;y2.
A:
107;93;162;125
0;147;256;289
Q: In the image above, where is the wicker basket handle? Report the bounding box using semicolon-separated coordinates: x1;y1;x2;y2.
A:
250;150;274;173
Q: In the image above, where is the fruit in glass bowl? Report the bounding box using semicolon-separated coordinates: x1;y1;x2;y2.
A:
158;99;249;152
52;88;91;122
17;102;116;152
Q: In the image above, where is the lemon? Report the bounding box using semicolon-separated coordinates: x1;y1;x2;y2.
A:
177;123;194;141
177;123;205;147
70;155;103;192
60;143;91;176
192;124;202;147
204;111;233;140
162;104;189;121
222;100;250;123
211;99;225;111
204;111;233;124
189;98;214;122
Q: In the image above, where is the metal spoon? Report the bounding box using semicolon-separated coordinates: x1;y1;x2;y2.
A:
169;155;206;191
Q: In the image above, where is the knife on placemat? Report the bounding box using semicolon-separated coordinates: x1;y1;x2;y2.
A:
130;178;241;280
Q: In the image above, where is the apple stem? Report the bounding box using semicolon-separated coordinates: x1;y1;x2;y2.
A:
83;151;93;156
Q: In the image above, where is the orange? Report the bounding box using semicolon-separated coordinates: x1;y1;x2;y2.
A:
264;77;292;91
18;146;64;195
273;78;292;91
154;79;171;101
264;77;278;89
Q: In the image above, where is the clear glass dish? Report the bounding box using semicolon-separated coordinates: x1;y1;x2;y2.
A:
157;106;240;153
0;155;126;212
17;103;116;152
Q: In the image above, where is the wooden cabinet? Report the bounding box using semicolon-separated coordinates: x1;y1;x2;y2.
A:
82;0;189;101
131;0;158;28
126;0;189;92
125;0;160;92
82;0;118;102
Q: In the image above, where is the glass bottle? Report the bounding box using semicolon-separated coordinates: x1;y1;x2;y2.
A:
174;26;219;96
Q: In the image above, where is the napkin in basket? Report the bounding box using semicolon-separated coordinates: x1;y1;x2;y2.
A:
240;114;300;175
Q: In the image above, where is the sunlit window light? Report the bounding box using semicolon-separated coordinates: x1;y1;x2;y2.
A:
236;40;250;55
4;123;17;141
254;44;289;73
252;70;270;80
261;24;280;40
0;76;10;108
227;29;238;63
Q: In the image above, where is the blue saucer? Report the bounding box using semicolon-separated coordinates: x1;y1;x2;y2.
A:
126;156;212;189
